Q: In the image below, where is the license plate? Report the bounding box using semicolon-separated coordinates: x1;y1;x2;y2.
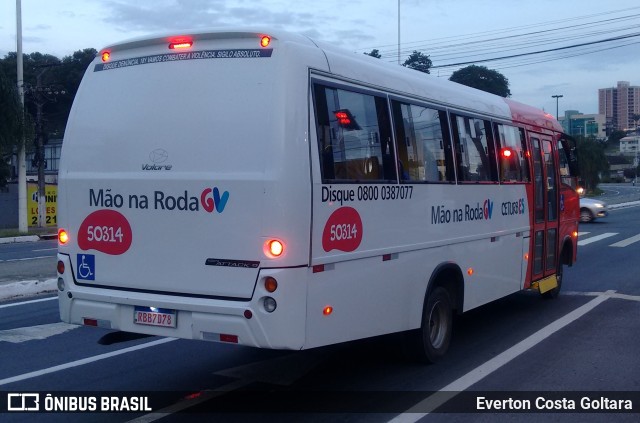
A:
134;306;177;328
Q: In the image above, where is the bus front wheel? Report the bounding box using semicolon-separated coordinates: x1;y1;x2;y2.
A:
405;286;453;363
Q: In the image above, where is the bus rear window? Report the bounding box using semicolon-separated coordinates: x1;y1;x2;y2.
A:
313;84;396;183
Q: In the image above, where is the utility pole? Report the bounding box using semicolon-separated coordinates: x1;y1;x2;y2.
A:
397;0;401;65
16;0;27;233
551;94;563;121
26;64;65;228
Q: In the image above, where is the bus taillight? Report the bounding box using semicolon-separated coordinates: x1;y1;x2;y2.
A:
264;277;278;293
265;239;285;258
58;228;69;245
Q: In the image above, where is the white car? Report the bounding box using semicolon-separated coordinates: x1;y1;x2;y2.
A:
579;198;608;223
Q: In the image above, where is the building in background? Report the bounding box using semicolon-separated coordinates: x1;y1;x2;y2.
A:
598;81;640;132
620;135;640;155
558;110;606;140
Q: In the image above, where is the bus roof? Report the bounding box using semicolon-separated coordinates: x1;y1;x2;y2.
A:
99;27;562;132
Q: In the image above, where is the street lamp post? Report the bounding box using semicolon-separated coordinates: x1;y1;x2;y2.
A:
551;94;563;121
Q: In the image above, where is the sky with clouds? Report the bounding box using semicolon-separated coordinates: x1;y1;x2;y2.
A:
1;0;639;115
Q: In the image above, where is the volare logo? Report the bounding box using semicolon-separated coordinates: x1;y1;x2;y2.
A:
200;187;229;213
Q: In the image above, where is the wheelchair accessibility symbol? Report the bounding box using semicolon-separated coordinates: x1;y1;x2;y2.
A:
77;254;95;280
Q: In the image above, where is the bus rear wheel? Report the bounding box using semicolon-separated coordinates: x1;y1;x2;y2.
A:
405;286;453;363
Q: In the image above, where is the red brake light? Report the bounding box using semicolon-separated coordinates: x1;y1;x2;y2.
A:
260;36;271;48
264;239;285;258
269;240;284;257
335;111;351;126
501;148;513;158
169;41;193;50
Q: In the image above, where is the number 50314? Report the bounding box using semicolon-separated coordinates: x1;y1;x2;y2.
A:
329;223;358;241
86;225;124;243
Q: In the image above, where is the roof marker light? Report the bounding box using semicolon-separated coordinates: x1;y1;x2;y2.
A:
101;51;110;62
260;35;271;48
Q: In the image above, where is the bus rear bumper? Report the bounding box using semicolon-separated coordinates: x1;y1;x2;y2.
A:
57;254;307;350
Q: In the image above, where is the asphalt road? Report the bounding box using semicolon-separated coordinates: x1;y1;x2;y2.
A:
0;239;57;283
1;205;639;422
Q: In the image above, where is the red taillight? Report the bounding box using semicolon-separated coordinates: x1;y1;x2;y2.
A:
335;111;351;126
58;228;69;245
57;260;65;274
260;35;271;48
265;239;284;258
501;148;513;158
101;51;110;62
323;306;333;316
83;318;98;327
220;334;238;343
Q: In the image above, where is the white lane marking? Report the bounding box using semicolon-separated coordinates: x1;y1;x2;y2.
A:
32;248;58;252
577;232;590;236
0;296;57;309
610;234;640;248
0;337;177;386
565;291;640;302
388;291;613;422
0;322;78;343
0;256;54;263
577;232;618;246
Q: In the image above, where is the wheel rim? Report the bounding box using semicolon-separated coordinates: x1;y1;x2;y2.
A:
428;299;447;349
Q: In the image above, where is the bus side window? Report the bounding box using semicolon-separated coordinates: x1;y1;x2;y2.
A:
313;83;396;183
558;138;577;189
494;124;530;183
451;115;498;183
391;100;453;182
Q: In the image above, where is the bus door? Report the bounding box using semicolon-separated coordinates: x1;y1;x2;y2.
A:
530;134;560;290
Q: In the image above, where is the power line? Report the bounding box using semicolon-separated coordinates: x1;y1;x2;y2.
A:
359;6;640;72
358;6;640;52
429;32;640;69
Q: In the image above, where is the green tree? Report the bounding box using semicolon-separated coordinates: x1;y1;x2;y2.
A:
576;136;609;193
606;129;627;148
0;48;96;140
364;49;381;59
402;51;432;74
449;65;511;97
632;113;640;134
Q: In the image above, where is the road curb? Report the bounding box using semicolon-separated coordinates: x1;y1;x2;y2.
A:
0;235;40;244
